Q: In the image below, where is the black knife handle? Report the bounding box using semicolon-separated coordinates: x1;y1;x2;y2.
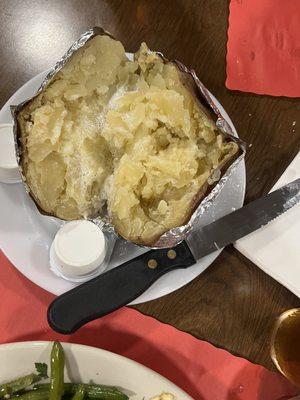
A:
48;241;196;334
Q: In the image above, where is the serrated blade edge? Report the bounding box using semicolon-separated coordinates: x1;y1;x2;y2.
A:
186;178;300;261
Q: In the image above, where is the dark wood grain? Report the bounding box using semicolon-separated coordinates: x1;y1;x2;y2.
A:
1;0;300;370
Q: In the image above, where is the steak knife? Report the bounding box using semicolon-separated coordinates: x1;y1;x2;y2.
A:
48;178;300;334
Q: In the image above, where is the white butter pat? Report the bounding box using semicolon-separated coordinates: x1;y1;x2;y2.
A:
52;220;107;278
0;123;21;184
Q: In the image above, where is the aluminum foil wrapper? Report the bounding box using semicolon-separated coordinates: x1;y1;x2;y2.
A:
11;27;246;249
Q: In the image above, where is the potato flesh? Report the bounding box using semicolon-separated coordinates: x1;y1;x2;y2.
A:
18;35;238;245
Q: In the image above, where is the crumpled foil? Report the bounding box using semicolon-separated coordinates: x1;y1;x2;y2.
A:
11;27;246;249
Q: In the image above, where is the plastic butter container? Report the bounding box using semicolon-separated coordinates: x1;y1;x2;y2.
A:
0;123;21;184
50;220;116;282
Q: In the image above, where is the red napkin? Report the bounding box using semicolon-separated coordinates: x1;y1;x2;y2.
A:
0;251;297;400
226;0;300;97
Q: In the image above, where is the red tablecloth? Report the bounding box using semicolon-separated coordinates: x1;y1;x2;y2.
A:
226;0;300;97
0;251;297;399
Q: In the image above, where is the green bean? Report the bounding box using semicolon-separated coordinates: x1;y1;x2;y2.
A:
80;384;127;400
71;386;85;400
49;342;65;400
35;383;128;400
0;375;41;398
10;390;49;400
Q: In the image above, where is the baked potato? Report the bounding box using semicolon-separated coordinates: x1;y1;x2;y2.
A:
15;30;240;246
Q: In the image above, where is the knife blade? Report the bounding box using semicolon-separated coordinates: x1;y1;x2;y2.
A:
48;178;300;334
186;177;300;260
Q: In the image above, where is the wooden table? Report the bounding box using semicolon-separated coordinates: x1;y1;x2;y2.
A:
1;0;300;370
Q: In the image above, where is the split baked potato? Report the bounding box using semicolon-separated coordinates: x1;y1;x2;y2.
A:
15;31;240;246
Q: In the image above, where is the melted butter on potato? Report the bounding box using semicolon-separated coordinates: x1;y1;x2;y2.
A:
17;35;238;245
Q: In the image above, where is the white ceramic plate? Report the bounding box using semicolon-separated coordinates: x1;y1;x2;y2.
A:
0;66;246;303
0;341;192;399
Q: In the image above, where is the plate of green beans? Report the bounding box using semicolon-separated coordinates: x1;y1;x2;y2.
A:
0;342;192;400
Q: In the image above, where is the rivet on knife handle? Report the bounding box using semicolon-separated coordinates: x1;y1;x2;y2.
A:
47;241;196;334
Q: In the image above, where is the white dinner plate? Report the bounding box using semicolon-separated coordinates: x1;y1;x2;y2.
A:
0;341;192;399
0;65;246;303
